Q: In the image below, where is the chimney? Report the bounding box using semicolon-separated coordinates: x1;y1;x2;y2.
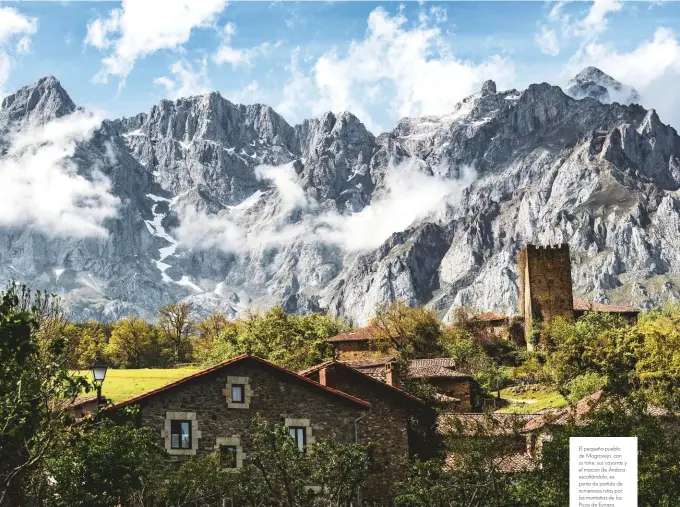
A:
319;365;337;389
385;361;401;389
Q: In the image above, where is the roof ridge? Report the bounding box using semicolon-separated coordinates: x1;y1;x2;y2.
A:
300;360;428;406
109;354;370;410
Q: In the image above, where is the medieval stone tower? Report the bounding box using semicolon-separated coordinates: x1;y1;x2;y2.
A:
518;244;575;350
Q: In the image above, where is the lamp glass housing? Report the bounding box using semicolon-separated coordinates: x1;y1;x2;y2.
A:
91;364;108;384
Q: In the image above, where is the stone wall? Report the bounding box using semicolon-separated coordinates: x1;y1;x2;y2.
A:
428;377;472;412
518;244;575;350
308;365;435;505
135;359;366;472
334;340;395;361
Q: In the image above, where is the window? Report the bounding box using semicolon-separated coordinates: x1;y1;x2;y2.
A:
170;420;192;449
220;445;237;468
231;384;245;403
289;426;306;452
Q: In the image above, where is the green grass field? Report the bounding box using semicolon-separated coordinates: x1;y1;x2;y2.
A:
75;367;202;402
495;385;568;414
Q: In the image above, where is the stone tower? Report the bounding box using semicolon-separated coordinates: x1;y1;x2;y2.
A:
518;244;575;350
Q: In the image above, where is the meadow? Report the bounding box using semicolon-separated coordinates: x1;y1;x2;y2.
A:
76;367;202;402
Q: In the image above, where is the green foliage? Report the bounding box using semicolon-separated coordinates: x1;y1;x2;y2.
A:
28;422;167;507
0;283;90;506
564;372;608;404
196;307;345;371
106;316;163;368
514;394;680;507
371;300;444;359
396;413;528;507
158;302;195;364
246;414;370;507
62;320;110;369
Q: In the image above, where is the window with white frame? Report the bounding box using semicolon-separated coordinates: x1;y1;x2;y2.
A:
289;426;306;452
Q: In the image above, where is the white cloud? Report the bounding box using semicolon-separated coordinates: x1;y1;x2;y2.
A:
0;7;37;44
566;27;680;126
536;0;622;56
85;0;227;84
0;7;37;97
277;7;514;133
213;22;277;68
175;158;476;254
15;36;31;55
255;163;310;213
226;80;262;104
315;160;477;251
578;0;622;41
154;58;212;99
0;112;119;238
536;25;560;56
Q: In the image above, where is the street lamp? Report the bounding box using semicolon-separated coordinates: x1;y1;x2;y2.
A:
91;362;108;407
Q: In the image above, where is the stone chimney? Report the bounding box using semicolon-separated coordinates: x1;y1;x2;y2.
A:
385;361;401;389
319;365;337;389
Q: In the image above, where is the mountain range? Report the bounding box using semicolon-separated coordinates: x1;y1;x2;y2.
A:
2;69;680;325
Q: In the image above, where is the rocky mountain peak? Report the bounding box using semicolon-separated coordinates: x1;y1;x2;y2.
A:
3;73;680;324
0;76;76;129
481;79;497;96
566;66;640;105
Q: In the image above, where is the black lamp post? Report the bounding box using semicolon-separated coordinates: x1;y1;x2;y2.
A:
91;362;108;407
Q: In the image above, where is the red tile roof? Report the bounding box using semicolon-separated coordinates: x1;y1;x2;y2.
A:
445;451;536;473
326;326;382;342
298;360;428;406
342;357;470;380
572;298;639;313
438;412;534;436
109;354;370;410
475;312;509;322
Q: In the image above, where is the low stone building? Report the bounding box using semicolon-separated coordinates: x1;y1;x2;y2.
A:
108;354;424;505
325;330;477;412
300;360;437;502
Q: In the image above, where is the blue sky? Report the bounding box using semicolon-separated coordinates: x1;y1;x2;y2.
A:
3;1;680;133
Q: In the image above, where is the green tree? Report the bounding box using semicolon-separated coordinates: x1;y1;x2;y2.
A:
199;307;344;371
0;283;88;506
514;393;680;507
27;421;168;507
371;300;444;359
247;415;369;507
107;316;160;368
158;302;195;364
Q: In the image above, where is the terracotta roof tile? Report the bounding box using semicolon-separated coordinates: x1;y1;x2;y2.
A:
445;451;536;473
572;298;639;313
298;360;428;406
326;326;382;342
438;412;534;436
343;357;470;380
475;312;509;322
109;354;370;410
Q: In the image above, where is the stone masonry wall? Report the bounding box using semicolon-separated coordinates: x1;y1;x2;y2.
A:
137;359;366;471
518;244;575;350
428;378;472;412
308;367;425;505
334;341;395;361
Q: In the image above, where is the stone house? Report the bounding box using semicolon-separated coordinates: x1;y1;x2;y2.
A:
108;353;425;505
299;360;437;502
325;329;477;412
